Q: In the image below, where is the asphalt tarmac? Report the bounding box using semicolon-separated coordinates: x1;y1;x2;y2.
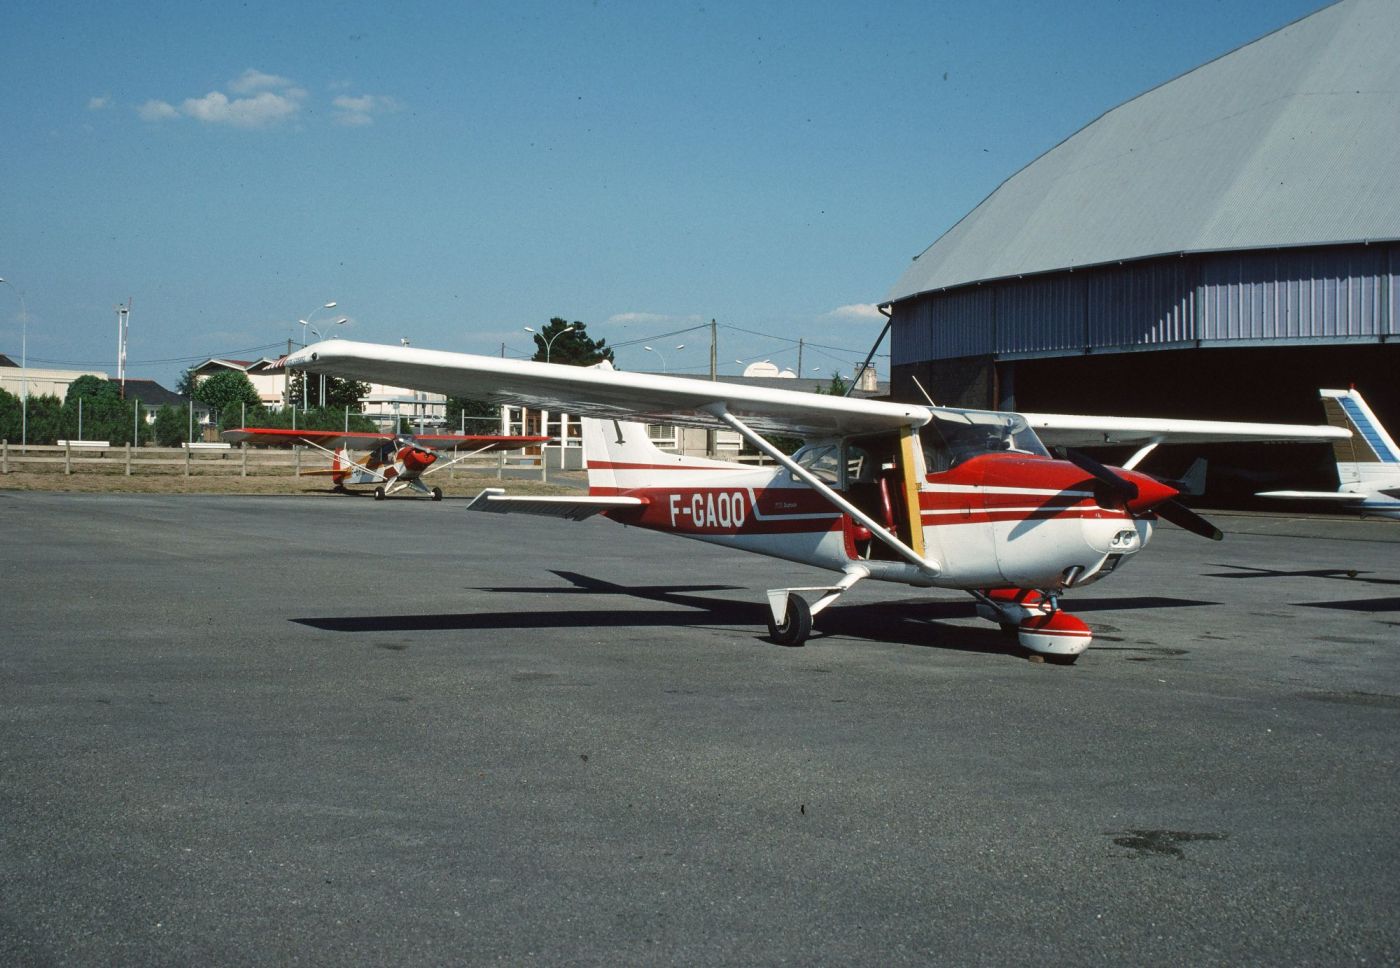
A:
2;492;1398;965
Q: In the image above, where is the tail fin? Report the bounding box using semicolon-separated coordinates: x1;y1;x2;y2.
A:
1320;388;1400;486
581;417;738;493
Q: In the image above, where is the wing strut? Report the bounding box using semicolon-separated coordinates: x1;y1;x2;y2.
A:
296;435;384;481
702;403;940;577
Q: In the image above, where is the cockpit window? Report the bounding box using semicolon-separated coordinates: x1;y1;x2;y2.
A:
792;443;842;484
923;410;1048;473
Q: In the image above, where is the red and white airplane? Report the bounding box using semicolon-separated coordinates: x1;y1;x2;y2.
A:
285;340;1347;660
221;427;547;500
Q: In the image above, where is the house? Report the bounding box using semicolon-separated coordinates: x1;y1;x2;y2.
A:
0;355;109;401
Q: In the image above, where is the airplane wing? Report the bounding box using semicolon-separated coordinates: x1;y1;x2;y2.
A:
466;487;645;521
286;340;932;438
222;427;392;449
222;427;547;452
1022;413;1350;448
413;434;549;451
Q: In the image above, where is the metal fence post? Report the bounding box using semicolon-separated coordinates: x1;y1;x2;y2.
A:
64;440;72;475
185;442;191;477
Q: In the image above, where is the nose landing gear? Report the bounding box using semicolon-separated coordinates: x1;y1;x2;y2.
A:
973;588;1091;663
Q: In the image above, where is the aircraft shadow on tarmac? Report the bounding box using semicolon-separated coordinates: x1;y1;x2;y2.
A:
1203;563;1400;587
292;571;1218;657
1201;564;1400;613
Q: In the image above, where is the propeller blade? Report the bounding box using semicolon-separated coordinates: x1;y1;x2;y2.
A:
1058;448;1138;501
1155;499;1223;541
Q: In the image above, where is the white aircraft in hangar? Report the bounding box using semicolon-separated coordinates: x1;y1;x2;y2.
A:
1258;387;1400;521
286;340;1348;663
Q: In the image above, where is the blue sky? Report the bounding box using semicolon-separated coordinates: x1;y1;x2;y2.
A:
1;0;1326;387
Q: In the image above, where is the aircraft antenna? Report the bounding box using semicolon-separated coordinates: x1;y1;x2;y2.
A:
910;375;937;408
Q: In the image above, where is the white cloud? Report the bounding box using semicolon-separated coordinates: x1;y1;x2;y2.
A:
137;69;307;128
229;68;294;94
181;90;301;128
825;303;884;321
87;95;110;111
331;93;401;127
138;99;180;122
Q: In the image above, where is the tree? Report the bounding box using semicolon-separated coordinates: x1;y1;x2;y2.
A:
0;387;22;442
323;376;370;412
152;404;188;446
446;396;502;433
193;371;263;424
529;317;613;366
67;374;119;403
61;378;145;443
176;368;198;398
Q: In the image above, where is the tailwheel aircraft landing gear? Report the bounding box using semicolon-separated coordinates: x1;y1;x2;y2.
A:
374;486;386;500
764;569;868;648
766;594;812;647
431;486;443;501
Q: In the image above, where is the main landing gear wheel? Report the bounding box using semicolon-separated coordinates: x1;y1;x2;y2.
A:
767;595;812;647
374;486;386;501
431;486;443;501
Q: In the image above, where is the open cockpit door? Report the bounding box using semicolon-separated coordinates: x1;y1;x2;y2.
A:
836;426;926;562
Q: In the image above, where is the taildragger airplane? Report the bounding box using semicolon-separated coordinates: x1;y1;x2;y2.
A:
286;340;1348;661
1257;387;1400;520
221;427;548;500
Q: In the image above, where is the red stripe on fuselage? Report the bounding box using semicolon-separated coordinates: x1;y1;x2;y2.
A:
587;460;736;472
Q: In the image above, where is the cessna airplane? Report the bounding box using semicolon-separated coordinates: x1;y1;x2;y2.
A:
1257;387;1400;521
286;340;1347;660
221;427;546;500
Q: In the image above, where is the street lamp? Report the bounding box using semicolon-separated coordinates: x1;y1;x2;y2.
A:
307;317;348;409
297;301;338;411
643;343;684;373
0;278;27;448
523;323;580;363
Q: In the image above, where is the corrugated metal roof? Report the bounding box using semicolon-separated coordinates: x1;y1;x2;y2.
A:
888;0;1400;302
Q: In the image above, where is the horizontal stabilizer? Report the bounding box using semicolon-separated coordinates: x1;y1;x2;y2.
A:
466;487;646;521
1256;490;1367;502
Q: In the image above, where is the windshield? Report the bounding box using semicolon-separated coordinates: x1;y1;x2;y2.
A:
791;443;842;484
923;409;1048;473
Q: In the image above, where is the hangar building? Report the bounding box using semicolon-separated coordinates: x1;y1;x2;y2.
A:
884;0;1399;496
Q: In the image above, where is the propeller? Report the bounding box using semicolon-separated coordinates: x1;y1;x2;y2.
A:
1152;499;1223;541
1057;448;1222;541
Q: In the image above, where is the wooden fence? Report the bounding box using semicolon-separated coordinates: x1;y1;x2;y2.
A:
0;440;545;479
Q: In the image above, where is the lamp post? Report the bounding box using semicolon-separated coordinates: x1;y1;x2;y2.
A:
643;343;684;373
306;317;347;409
523;323;580;363
297;301;338;411
0;278;27;448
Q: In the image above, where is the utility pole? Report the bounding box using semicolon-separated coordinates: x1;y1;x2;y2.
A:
707;319;718;456
797;338;804;378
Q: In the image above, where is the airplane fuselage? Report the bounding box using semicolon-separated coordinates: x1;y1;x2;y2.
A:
593;453;1155;593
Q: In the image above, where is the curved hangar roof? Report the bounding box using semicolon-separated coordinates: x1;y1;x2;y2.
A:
889;0;1400;303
